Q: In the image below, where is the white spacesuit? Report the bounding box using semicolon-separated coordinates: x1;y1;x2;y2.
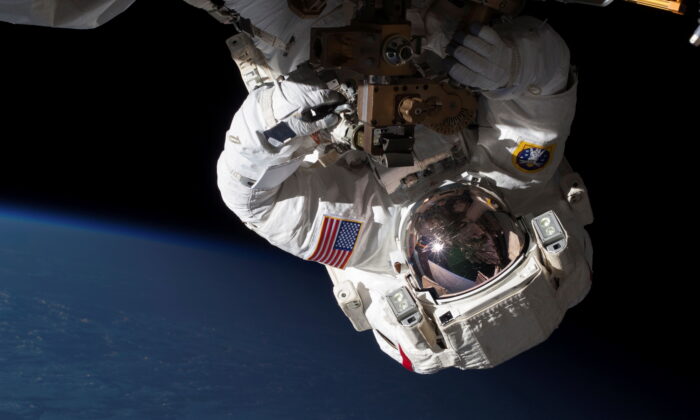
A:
1;0;594;373
214;0;594;373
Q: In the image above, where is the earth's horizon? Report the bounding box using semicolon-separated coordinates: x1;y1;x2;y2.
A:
0;207;693;419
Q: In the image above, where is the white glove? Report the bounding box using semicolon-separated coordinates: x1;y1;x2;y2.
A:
263;80;344;147
222;79;344;189
445;23;515;91
445;18;571;99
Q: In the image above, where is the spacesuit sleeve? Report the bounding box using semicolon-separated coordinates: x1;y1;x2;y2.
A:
217;147;398;274
470;17;577;190
0;0;135;29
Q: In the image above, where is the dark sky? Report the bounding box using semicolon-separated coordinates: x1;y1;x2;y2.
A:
1;0;247;242
1;0;699;402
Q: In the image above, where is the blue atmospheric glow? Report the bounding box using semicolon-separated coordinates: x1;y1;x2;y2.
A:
0;203;234;251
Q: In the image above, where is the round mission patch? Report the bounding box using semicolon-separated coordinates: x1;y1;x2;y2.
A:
512;141;554;173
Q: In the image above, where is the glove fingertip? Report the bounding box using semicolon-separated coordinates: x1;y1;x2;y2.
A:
474;24;503;46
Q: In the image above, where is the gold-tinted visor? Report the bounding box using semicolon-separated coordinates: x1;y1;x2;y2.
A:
404;184;526;298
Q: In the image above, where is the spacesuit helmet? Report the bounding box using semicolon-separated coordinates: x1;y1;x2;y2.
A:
401;182;527;298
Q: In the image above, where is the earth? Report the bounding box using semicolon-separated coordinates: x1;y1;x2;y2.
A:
0;208;692;419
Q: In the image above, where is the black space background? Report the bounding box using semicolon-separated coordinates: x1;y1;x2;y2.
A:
1;0;699;389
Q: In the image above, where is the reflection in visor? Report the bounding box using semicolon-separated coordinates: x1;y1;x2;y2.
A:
405;186;526;297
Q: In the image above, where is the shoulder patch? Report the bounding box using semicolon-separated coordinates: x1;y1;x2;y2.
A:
307;216;363;269
512;141;555;173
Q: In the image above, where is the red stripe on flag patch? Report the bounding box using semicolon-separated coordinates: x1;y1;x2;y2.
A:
307;216;362;269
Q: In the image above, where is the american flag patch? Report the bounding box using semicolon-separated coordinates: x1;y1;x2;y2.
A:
307;216;362;269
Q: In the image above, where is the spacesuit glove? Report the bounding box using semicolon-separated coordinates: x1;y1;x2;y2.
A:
446;18;571;100
445;23;515;92
223;79;344;189
264;79;345;147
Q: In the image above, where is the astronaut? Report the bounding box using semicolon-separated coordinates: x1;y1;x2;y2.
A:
213;0;594;373
0;0;594;373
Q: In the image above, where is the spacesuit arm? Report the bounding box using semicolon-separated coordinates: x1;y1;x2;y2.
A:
0;0;135;29
218;81;397;273
218;155;397;271
463;18;577;189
